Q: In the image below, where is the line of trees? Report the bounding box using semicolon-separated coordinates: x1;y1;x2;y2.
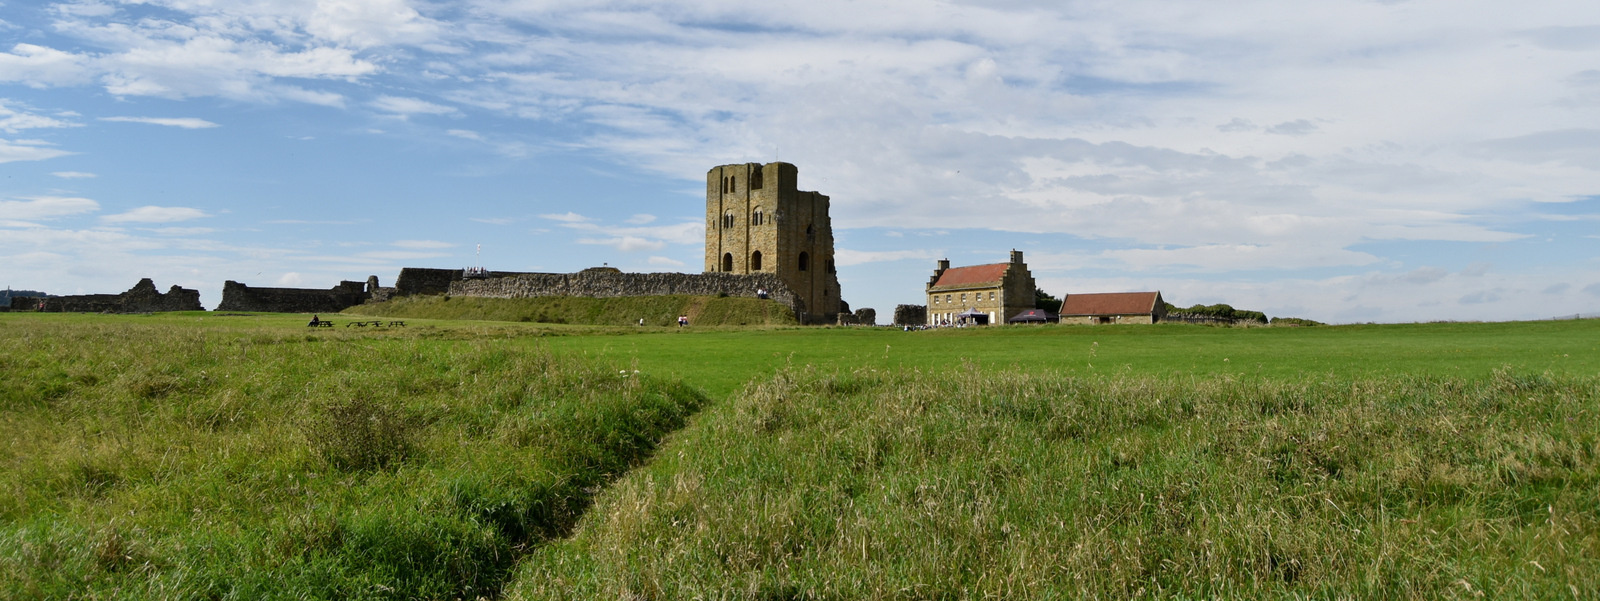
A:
0;289;52;308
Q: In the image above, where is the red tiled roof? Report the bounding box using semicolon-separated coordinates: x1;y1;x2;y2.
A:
1058;292;1161;316
932;263;1008;288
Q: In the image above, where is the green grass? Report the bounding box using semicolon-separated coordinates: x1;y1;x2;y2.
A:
0;319;707;599
343;294;798;327
508;366;1600;599
3;313;1597;599
539;319;1600;398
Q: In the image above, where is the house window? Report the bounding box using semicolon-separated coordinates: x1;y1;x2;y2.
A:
752;209;763;226
751;168;763;189
945;294;951;303
806;224;815;243
730;175;736;191
798;252;810;272
722;253;733;272
960;293;966;303
722;212;736;228
751;250;762;271
826;259;835;273
989;291;995;301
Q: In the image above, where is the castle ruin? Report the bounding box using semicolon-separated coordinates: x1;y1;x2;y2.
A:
705;162;843;320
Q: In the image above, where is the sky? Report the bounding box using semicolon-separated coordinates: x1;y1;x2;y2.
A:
1;0;1598;323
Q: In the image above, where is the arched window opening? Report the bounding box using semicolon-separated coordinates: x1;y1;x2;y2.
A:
826;259;835;273
750;168;763;189
722;253;734;272
752;209;763;226
798;252;810;272
722;212;735;228
751;250;763;271
805;224;815;242
730;175;736;191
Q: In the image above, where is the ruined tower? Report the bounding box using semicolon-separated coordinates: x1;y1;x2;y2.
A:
705;162;841;320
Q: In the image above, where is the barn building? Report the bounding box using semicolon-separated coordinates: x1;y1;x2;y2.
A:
1057;291;1167;325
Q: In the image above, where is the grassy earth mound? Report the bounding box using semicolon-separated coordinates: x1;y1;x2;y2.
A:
0;321;707;600
344;294;798;327
508;365;1600;599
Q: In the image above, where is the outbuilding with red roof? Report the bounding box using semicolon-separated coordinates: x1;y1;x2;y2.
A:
1057;291;1167;325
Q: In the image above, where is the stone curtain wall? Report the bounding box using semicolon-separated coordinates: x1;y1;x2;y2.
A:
894;304;927;326
216;280;371;313
394;268;461;296
17;279;202;313
448;271;810;320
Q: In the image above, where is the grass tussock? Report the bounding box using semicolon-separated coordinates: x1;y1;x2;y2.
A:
509;366;1600;600
344;294;798;327
0;320;708;600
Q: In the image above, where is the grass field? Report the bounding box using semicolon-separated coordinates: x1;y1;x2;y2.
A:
2;311;1596;599
0;317;706;599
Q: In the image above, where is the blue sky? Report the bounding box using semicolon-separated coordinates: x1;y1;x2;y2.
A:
2;0;1598;323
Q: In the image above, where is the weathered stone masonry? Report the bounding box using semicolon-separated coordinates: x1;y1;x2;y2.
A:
216;279;372;313
12;279;202;313
448;271;808;319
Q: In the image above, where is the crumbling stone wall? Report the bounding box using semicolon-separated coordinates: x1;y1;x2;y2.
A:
16;279;202;313
394;268;461;296
894;304;927;326
393;267;540;297
448;271;823;322
836;307;878;326
216;279;371;313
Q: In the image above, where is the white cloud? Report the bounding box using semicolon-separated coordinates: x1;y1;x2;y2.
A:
0;44;93;87
100;116;220;129
0;196;100;220
275;272;304;286
540;212;592;223
51;171;97;178
626;213;656;224
835;248;942;267
447;129;483;140
101;206;210;223
356;250;450;260
0;100;80;132
393;239;454;249
578;236;666;252
147;226;217;236
648;255;685;267
0;138;72;163
371;95;457;117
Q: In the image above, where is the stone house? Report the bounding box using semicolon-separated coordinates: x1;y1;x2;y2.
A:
1057;291;1167;325
704;161;842;322
924;251;1035;325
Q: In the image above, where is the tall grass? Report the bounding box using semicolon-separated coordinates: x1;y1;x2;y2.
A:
509;365;1600;599
0;321;707;599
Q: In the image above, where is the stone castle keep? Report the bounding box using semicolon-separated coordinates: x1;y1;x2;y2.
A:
705;162;842;318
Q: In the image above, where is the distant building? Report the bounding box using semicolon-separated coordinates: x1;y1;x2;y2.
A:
1058;291;1167;325
925;251;1035;325
704;162;842;322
